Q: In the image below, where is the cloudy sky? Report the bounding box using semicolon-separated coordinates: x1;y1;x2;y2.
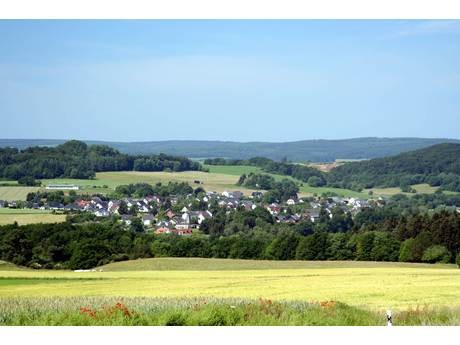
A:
1;20;459;142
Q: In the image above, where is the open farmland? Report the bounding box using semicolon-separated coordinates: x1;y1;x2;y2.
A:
0;186;40;201
42;170;258;195
1;258;459;311
39;167;371;198
1;165;452;201
0;208;66;226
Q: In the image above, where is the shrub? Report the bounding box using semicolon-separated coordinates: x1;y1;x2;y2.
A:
307;176;326;187
399;238;415;262
421;245;451;264
18;176;40;186
69;241;112;270
164;312;187;326
456;254;460;268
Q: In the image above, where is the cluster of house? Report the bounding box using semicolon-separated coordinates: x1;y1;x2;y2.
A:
152;208;213;235
0;186;384;234
265;196;380;224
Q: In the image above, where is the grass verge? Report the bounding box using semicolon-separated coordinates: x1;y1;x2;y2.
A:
1;296;458;326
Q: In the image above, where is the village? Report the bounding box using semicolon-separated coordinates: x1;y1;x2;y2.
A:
0;183;384;234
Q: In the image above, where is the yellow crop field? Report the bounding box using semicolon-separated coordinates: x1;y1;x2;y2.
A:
1;258;459;311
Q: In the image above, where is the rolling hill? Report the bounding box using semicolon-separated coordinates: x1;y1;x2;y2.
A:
1;137;459;162
327;143;460;192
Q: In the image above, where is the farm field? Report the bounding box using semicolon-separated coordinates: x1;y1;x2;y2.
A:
42;170;258;195
0;208;66;225
39;168;371;198
0;186;40;201
1;258;459;311
203;164;261;176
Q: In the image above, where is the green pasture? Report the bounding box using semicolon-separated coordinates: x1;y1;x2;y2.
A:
0;186;40;201
0;208;66;225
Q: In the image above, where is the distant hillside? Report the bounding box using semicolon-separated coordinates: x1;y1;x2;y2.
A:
328;143;460;192
0;137;459;162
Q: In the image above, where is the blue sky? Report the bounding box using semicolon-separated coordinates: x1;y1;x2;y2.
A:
0;20;459;142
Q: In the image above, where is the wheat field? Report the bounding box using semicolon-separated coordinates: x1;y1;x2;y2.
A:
1;258;459;311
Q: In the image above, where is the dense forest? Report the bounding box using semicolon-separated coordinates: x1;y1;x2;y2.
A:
327;143;460;192
1;137;459;161
1;193;459;270
0;140;202;180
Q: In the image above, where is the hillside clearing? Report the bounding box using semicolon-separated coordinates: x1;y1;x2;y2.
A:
365;183;439;196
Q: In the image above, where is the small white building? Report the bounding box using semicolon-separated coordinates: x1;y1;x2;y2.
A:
46;184;80;190
142;214;155;226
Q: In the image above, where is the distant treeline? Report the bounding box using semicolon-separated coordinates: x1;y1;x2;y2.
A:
2;137;460;161
1;193;459;269
0;140;202;180
207;144;460;192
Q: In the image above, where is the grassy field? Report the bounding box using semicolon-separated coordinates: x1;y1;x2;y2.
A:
0;208;66;225
0;186;40;201
1;258;459;311
365;184;439;196
204;164;262;176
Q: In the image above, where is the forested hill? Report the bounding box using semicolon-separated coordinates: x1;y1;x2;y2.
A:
1;137;459;162
328;143;460;192
0;140;201;180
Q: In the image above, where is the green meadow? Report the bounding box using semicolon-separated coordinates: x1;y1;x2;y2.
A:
0;186;40;201
0;208;66;226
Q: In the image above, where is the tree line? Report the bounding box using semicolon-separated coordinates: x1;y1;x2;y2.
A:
1;194;459;269
0;140;202;180
237;173;299;202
